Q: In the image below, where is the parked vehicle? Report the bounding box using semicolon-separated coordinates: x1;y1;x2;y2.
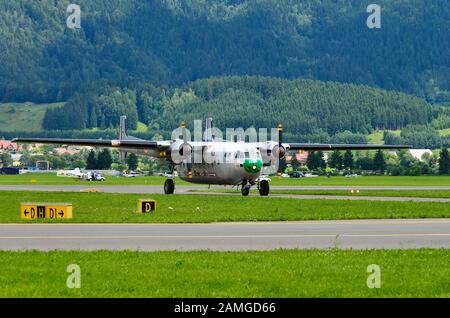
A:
84;172;105;181
289;171;305;178
304;173;319;178
122;171;145;178
0;167;19;175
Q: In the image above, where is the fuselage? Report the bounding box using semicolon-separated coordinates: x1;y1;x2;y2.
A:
121;141;263;185
177;142;263;185
123;141;264;185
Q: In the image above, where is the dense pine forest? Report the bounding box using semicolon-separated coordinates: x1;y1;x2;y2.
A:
35;76;447;148
41;76;432;135
0;0;449;104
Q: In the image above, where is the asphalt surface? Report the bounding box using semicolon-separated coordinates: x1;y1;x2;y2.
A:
0;185;449;202
0;219;449;251
2;185;450;192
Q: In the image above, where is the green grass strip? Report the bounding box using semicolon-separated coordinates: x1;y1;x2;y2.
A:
0;249;448;297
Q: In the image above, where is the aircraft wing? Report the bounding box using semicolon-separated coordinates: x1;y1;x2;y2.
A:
12;137;164;149
284;143;412;151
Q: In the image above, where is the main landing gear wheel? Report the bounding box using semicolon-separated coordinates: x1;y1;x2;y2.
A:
258;180;270;196
164;179;175;194
241;185;251;196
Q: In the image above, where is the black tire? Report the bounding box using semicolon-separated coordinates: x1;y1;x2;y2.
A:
164;179;175;194
258;180;270;196
241;185;250;196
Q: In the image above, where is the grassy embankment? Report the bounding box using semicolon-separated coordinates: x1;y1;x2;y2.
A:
0;191;449;223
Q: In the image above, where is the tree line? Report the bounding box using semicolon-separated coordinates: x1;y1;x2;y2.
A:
298;148;450;176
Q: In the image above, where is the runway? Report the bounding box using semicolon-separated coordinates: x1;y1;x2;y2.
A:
0;219;449;251
2;185;450;193
0;185;449;202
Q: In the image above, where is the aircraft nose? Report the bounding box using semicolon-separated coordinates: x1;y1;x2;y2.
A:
243;159;262;173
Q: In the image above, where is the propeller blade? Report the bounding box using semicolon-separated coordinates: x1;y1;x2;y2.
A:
277;124;283;175
180;122;191;157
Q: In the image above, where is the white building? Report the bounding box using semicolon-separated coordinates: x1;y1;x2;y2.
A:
408;149;432;161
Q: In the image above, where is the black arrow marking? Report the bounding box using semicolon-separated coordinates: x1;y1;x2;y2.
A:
58;211;64;217
24;210;29;216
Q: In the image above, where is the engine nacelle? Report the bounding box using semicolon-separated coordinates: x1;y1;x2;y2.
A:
169;140;192;162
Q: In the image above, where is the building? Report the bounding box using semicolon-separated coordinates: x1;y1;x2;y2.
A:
53;147;82;156
0;140;19;152
408;149;432;162
285;151;309;165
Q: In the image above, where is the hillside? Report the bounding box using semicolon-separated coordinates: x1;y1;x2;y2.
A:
0;103;62;132
0;0;448;104
40;77;439;140
2;78;448;149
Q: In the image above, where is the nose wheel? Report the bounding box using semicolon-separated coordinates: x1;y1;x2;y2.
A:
241;184;251;196
240;179;251;196
164;178;175;194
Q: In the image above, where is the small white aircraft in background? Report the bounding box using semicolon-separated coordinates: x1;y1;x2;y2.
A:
56;167;84;178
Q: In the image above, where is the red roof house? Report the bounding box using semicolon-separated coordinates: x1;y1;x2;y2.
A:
0;140;19;151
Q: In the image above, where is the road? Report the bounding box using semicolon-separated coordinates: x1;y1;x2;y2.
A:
0;219;449;251
0;185;449;202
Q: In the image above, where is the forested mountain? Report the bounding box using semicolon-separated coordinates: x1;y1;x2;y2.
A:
42;76;437;142
0;0;449;104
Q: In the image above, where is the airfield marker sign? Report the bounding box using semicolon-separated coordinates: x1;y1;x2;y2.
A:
137;199;156;213
21;203;73;220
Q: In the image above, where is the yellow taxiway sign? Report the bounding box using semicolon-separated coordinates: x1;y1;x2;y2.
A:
21;203;73;220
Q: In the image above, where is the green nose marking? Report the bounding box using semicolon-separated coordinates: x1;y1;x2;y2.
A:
243;159;263;173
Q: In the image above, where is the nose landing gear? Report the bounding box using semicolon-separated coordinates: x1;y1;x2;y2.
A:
240;179;270;196
240;179;251;196
241;184;251;196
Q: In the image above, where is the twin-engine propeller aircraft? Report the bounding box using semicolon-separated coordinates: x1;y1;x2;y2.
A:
14;117;411;196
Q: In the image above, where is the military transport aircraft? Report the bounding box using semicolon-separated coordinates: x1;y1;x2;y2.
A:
14;117;411;196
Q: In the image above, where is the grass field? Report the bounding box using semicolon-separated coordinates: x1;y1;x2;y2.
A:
0;191;449;223
0;174;191;185
270;189;450;198
367;130;401;144
0;249;448;297
0;103;63;132
269;175;450;186
191;189;450;199
1;173;450;186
